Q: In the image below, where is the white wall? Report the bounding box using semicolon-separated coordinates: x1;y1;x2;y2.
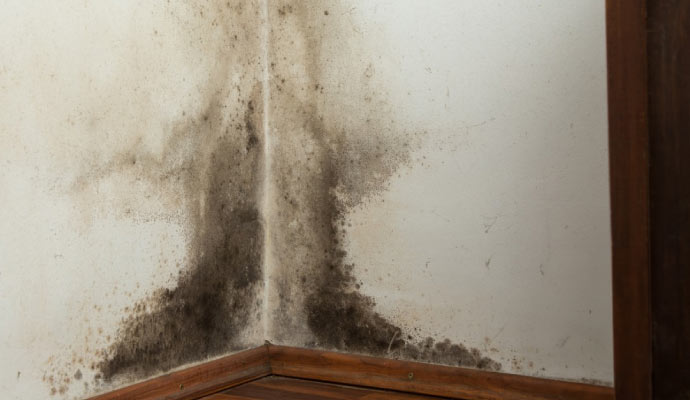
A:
1;1;266;398
265;0;612;385
341;1;612;383
0;1;612;398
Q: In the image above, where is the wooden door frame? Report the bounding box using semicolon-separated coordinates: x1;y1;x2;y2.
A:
606;0;652;398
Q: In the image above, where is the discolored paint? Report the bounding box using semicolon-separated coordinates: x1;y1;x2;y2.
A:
40;0;270;394
97;91;265;381
2;1;617;398
46;0;500;394
265;1;500;370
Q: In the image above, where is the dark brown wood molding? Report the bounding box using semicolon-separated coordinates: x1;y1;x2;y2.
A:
647;1;690;398
88;345;271;400
268;346;614;400
606;0;653;399
89;344;614;400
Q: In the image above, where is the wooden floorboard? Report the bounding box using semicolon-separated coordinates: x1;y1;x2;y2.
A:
211;376;444;400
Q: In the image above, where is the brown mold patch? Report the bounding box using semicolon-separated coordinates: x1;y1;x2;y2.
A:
47;0;269;389
96;88;265;381
59;0;267;229
40;0;268;395
268;1;500;371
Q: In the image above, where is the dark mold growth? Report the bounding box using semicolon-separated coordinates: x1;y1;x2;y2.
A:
305;222;500;370
268;1;501;371
245;100;260;151
97;92;264;381
56;1;499;394
82;0;268;385
301;128;501;370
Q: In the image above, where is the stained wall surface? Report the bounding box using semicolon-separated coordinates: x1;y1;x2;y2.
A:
1;1;267;398
265;0;612;385
0;1;612;399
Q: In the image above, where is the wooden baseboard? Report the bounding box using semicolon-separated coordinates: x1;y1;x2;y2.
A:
269;345;614;400
88;345;271;400
89;344;613;400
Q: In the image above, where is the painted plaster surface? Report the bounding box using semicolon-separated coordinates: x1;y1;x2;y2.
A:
265;0;612;385
0;1;612;398
1;1;267;398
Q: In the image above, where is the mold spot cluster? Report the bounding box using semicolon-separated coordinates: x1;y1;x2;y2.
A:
301;147;501;370
97;92;265;381
49;1;500;395
77;0;269;386
267;0;501;372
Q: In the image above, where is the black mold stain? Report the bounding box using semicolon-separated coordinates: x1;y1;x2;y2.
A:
269;1;501;371
305;217;500;370
67;0;270;386
97;91;264;381
245;101;260;151
302;129;501;370
59;0;499;392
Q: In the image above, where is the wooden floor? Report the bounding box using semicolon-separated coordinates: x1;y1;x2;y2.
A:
201;376;445;400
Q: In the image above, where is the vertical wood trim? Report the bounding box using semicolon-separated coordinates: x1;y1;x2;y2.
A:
605;0;652;399
647;1;690;398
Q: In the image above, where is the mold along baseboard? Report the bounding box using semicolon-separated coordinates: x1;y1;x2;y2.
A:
89;345;614;400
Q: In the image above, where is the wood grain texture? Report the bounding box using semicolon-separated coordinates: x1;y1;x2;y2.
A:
647;1;690;399
222;376;439;400
84;343;617;400
605;0;653;399
201;395;248;400
268;345;614;400
87;346;270;400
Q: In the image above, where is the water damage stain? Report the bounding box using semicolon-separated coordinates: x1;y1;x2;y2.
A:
97;92;264;380
63;0;269;388
267;1;501;371
55;1;498;395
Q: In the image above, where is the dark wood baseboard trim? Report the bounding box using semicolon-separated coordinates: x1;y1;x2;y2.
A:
88;345;271;400
89;344;613;400
269;345;614;400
